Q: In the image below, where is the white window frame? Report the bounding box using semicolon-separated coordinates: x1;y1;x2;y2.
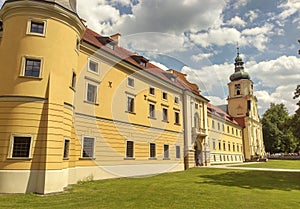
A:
88;58;100;74
126;95;135;113
26;19;47;37
127;77;135;88
149;103;156;118
174;111;180;124
81;136;95;159
85;81;99;104
8;134;34;159
20;56;43;79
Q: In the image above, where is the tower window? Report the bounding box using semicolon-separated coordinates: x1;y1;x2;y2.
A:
235;84;241;95
24;58;42;78
10;136;33;158
27;19;46;36
0;21;3;32
88;59;99;74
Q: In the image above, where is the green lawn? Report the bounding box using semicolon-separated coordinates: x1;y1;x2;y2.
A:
234;160;300;170
0;167;299;209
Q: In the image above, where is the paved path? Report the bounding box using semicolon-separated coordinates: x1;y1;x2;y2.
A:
210;162;300;172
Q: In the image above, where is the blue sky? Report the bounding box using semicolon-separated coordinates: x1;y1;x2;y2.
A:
1;0;299;115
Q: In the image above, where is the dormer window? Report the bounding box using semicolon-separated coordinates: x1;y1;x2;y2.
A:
140;61;146;67
131;55;148;68
106;43;114;50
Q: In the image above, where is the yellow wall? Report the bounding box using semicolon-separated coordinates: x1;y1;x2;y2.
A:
207;114;244;164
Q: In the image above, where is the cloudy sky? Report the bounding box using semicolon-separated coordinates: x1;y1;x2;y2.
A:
1;0;299;115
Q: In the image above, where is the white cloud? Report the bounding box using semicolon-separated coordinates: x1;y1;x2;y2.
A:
191;53;214;62
241;24;274;36
189;27;241;48
231;0;247;10
247;56;300;88
245;10;259;22
206;96;227;106
277;0;300;21
226;16;246;27
78;0;226;35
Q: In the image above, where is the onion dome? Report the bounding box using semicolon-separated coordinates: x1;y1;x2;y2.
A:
230;47;250;81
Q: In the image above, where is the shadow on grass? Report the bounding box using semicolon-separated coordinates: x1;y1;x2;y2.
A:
197;170;300;191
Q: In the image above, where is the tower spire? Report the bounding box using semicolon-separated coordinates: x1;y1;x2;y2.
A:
229;45;250;81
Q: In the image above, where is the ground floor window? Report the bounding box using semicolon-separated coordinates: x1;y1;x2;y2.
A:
150;143;156;158
82;137;95;158
10;136;32;158
176;145;181;159
164;144;169;159
63;139;70;159
126;141;134;158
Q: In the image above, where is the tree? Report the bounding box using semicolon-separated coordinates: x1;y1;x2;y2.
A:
292;85;300;151
261;103;297;153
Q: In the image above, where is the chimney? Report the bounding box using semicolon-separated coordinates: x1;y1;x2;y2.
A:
111;33;121;47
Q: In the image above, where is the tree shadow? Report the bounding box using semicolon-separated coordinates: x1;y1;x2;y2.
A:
197;170;300;191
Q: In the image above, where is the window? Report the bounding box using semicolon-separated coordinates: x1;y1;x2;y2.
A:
149;104;155;118
127;77;134;87
127;96;135;113
222;124;225;132
162;92;168;100
175;112;180;124
149;87;155;95
213;140;216;150
150;143;156;158
235;83;241;95
106;43;114;50
233;143;236;152
63;139;70;159
195;103;198;109
218;141;221;150
10;136;32;158
0;21;3;32
140;61;146;67
228;143;231;151
212;120;215;129
88;59;99;74
217;122;220;130
223;142;226;151
71;72;76;89
174;96;179;104
86;83;98;103
232;128;234;134
237;144;240;152
126;141;134;158
24;58;41;78
27;20;46;35
164;144;169;159
227;126;230;133
82;137;95;158
236;129;238;136
76;38;80;51
176;146;180;159
162;108;168;121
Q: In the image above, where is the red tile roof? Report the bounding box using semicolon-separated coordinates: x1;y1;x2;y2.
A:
207;103;239;125
82;28;202;94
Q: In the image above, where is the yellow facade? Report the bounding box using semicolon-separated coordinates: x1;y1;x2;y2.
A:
207;111;244;164
0;0;264;194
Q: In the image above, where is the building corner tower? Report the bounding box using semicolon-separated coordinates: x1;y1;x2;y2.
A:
0;0;85;194
227;48;265;161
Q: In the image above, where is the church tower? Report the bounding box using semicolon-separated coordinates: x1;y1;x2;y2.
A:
227;48;265;161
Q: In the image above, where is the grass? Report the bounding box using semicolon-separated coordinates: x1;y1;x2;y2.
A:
0;166;300;209
233;159;300;170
